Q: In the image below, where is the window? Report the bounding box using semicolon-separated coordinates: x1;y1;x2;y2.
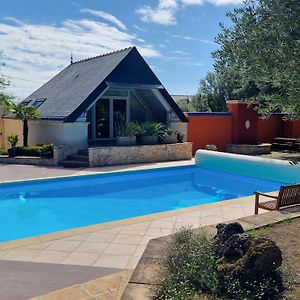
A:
32;98;46;108
103;89;128;97
21;100;31;107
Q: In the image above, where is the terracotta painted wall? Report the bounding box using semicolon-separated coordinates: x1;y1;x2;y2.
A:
187;113;232;153
283;120;300;138
257;115;283;143
228;102;258;144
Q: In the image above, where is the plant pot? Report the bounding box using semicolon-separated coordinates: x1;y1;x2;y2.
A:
8;148;16;157
117;136;136;146
141;135;158;145
163;133;178;144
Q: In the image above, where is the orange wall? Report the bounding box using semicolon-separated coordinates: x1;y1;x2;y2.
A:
257;115;283;143
187;104;300;154
187;114;232;153
284;120;300;138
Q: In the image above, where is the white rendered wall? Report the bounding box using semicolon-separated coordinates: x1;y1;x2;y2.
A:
170;121;188;142
28;121;88;147
195;150;300;184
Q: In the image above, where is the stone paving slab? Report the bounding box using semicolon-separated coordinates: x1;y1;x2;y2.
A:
0;260;122;300
0;195;262;270
31;270;132;300
0;159;194;183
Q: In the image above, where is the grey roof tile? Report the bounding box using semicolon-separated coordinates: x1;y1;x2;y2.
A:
23;47;133;120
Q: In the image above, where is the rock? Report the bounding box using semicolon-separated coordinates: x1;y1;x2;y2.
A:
213;222;244;258
213;223;282;279
212;222;283;299
216;233;282;279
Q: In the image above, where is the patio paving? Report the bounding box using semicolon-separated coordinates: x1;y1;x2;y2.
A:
0;159;194;183
0;195;261;270
0;260;122;300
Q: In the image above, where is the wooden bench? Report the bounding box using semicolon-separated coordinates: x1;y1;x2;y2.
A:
272;137;300;151
255;184;300;214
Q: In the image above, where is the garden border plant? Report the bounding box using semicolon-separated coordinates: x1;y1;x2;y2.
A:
153;224;285;300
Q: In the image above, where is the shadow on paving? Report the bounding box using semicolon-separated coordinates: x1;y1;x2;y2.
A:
0;260;122;300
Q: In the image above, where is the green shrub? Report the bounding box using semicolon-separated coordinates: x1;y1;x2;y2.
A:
13;144;53;158
0;149;8;155
141;122;163;136
7;132;19;148
153;228;219;300
125;122;142;137
153;227;284;300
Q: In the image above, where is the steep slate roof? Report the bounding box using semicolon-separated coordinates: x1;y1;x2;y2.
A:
23;47;187;122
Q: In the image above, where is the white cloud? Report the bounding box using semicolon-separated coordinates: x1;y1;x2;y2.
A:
172;34;215;44
136;4;177;25
0;16;160;100
137;0;243;25
181;0;203;4
80;8;127;31
133;24;148;32
209;0;243;5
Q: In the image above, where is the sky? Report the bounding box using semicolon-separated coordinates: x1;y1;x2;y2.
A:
0;0;244;101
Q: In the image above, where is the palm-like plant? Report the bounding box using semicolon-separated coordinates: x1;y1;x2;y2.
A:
0;98;41;147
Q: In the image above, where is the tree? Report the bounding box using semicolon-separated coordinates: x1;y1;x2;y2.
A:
0;51;41;147
177;99;197;112
192;72;229;112
0;98;41;147
213;0;300;117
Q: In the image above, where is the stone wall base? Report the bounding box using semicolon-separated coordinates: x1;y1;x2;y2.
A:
0;156;55;166
89;142;193;167
226;143;271;155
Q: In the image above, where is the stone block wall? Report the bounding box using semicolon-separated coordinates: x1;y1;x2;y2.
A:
0;156;55;166
88;142;193;167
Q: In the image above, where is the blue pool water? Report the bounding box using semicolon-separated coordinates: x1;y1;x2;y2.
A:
0;166;287;242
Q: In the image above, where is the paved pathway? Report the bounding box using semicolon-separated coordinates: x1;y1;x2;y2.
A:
0;160;194;182
0;260;121;300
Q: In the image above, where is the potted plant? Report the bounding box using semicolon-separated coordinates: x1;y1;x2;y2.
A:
161;128;178;144
141;122;162;145
7;132;19;157
177;132;185;143
117;121;142;146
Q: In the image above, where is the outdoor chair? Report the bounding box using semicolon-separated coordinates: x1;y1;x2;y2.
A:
255;184;300;214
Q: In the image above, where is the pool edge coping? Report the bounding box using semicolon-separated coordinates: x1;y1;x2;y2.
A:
0;191;278;250
0;160;195;185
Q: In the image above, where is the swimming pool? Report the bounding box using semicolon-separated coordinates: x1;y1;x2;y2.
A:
0;165;287;242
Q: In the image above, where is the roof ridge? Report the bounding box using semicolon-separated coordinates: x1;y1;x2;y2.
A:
71;47;134;64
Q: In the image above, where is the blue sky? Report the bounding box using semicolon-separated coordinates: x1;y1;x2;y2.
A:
0;0;244;100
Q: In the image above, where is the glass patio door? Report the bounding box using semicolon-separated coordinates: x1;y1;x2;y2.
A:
113;99;127;138
95;98;110;139
94;98;127;139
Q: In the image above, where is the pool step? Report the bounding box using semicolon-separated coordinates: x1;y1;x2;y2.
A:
61;160;89;168
77;148;89;156
61;148;89;168
66;154;89;162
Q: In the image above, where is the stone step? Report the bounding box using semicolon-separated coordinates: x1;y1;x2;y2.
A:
66;154;89;162
60;160;89;168
77;149;89;156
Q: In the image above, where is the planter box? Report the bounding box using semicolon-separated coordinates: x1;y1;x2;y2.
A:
163;134;177;144
89;142;193;167
117;136;137;146
141;135;158;145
